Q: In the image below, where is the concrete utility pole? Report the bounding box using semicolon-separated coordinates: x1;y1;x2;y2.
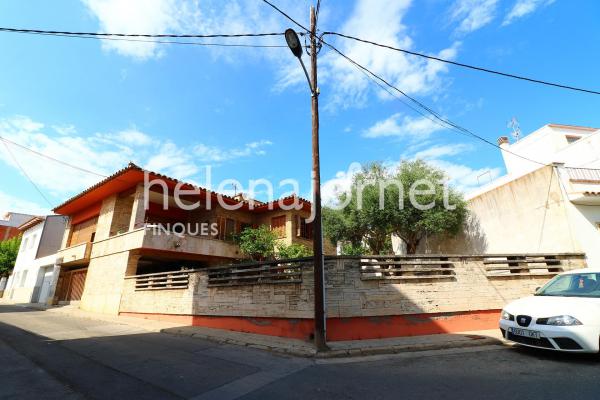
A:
309;5;328;352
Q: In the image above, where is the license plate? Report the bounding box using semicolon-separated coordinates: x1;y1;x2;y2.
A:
509;327;541;339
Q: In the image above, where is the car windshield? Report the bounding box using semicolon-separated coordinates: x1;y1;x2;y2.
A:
536;272;600;298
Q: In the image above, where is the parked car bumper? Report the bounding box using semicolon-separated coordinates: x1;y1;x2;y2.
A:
499;319;599;353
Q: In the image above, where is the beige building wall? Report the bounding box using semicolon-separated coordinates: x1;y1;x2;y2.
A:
422;165;580;255
80;252;138;314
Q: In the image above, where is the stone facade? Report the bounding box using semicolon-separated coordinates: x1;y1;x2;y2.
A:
120;254;586;321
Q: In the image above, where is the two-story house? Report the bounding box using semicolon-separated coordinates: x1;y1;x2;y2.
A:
52;162;322;315
4;215;66;304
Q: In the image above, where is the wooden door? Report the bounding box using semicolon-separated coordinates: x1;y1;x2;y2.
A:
56;268;88;302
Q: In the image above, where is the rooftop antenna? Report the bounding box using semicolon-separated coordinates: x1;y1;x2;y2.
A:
508;117;521;142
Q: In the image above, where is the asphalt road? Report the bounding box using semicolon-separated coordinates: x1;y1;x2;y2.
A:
0;304;598;400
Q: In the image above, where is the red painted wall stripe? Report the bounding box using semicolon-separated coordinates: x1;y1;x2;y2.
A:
119;310;501;341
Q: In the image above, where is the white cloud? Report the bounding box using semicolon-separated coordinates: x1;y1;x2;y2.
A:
321;162;362;206
295;0;459;109
82;0;304;61
98;128;155;146
428;159;501;193
52;124;77;136
363;113;446;139
449;0;499;34
0;190;50;218
83;0;182;59
413;143;473;159
0;116;272;205
405;141;501;192
502;0;555;26
320;156;500;206
193;140;272;163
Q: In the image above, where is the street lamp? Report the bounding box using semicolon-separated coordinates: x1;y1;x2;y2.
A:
284;29;314;94
284;19;328;352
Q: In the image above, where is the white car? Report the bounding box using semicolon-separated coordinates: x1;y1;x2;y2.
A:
499;268;600;353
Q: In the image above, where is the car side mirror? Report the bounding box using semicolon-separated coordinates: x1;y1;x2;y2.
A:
535;287;541;293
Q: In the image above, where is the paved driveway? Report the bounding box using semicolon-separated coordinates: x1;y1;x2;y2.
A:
0;304;598;399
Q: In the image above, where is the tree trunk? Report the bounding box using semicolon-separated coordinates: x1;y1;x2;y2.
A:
406;238;420;254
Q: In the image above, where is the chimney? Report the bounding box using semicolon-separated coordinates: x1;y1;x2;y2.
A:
233;193;247;202
497;136;510;147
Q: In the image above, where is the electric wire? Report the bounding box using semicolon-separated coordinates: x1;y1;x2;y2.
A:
323;32;600;96
321;39;547;166
0;27;290;48
1;140;54;208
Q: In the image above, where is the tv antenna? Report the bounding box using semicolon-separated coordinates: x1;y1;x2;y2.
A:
508;117;521;141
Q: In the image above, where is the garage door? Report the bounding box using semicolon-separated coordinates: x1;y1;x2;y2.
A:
56;268;88;302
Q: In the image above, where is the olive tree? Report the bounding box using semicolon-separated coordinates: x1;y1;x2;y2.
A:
323;160;467;254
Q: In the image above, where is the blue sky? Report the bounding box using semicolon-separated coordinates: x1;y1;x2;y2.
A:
0;0;599;216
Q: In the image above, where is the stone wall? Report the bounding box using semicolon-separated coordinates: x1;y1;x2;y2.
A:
120;254;586;320
80;252;138;315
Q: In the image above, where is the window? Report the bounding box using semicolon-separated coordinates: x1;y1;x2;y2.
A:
224;218;236;242
537;273;600;298
29;234;37;249
69;217;98;246
566;135;581;144
215;216;238;242
297;216;313;240
20;238;28;252
240;222;252;233
271;215;287;238
20;270;28;287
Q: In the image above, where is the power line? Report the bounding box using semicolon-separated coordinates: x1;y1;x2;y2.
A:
316;0;322;25
323;32;600;96
0;135;109;179
261;0;310;33
321;39;547;166
0;27;286;39
1;140;54;208
10;30;287;48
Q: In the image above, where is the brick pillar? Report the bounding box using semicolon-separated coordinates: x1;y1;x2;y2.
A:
129;183;146;231
95;195;117;241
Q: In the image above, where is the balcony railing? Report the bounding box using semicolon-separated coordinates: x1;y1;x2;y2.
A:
127;269;199;291
57;242;92;265
207;258;307;287
565;167;600;183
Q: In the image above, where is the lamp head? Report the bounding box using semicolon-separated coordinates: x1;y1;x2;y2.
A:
284;28;303;58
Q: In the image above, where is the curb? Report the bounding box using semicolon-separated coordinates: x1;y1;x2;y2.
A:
10;302;504;359
164;327;504;359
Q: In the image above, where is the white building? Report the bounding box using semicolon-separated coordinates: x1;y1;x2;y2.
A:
422;124;600;266
5;215;67;304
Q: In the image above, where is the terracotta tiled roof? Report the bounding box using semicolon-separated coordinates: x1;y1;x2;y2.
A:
251;194;312;212
53;162;311;215
17;216;45;231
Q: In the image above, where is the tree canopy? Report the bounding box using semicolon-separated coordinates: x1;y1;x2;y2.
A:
0;236;21;277
323;160;467;254
236;225;312;261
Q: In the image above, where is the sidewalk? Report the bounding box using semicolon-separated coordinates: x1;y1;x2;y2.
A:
1;300;505;358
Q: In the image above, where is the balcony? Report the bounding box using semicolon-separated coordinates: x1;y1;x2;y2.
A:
90;226;240;260
564;167;600;205
57;242;92;266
